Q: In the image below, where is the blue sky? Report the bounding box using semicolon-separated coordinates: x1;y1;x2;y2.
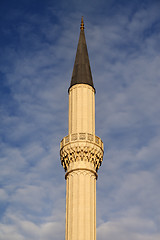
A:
0;0;160;239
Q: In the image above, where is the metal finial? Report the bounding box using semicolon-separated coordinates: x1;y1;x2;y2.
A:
80;16;84;30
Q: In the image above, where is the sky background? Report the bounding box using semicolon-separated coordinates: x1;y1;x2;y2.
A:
0;0;160;239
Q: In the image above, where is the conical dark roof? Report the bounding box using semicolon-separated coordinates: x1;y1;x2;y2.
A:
69;18;94;91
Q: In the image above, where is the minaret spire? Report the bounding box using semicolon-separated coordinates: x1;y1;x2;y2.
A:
69;17;94;90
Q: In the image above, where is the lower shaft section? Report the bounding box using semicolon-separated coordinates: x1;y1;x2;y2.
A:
65;168;96;240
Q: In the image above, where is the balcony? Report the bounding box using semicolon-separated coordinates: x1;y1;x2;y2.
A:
60;133;103;150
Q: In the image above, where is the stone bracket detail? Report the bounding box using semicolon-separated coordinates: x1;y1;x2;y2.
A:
60;138;104;172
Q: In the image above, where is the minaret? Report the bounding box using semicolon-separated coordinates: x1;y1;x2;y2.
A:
60;17;104;240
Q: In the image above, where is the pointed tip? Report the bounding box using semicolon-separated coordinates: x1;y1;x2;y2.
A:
80;16;84;30
69;18;95;92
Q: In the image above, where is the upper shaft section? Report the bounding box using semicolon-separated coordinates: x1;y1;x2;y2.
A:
69;18;94;90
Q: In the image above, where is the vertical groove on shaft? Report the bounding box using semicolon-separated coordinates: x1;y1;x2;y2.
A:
79;172;83;239
65;177;68;240
77;172;79;240
93;91;95;135
85;173;90;240
94;177;96;240
92;175;95;240
69;92;71;134
87;88;89;133
73;172;78;239
84;172;86;239
69;174;73;239
82;173;85;240
81;87;83;132
90;175;93;240
74;87;76;134
72;173;75;239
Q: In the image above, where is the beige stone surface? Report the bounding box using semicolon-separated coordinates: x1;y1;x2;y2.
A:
69;84;95;135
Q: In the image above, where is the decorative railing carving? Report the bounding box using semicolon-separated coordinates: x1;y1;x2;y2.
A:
60;133;103;150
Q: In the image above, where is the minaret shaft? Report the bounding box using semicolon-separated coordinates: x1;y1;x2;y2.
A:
69;84;95;135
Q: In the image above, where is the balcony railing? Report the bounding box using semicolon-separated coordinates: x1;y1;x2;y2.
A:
60;133;103;150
